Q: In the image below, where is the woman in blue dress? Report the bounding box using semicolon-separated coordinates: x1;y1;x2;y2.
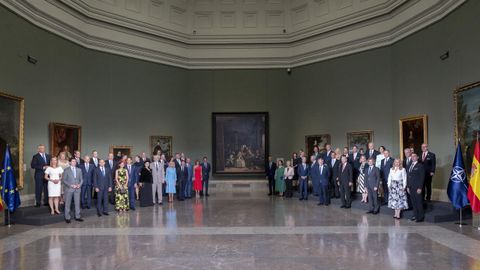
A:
165;161;177;203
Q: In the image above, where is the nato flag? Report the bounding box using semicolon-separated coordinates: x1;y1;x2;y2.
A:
1;144;21;212
447;142;469;209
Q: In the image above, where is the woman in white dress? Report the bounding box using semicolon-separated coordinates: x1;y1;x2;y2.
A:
387;159;408;219
375;146;386;168
44;157;64;215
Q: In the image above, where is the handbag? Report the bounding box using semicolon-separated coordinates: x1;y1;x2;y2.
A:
118;187;127;195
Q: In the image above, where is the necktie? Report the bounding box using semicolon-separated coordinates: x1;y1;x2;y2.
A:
156;162;158;171
409;163;415;172
368;166;372;175
128;165;131;172
110;160;112;168
86;164;89;171
423;152;426;161
41;153;46;162
101;167;105;176
320;165;323;175
72;167;76;178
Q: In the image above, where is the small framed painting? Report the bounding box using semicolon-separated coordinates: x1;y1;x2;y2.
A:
347;130;374;153
399;115;428;159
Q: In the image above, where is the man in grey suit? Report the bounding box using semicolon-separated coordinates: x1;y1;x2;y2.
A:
365;158;381;214
62;158;84;223
150;155;165;205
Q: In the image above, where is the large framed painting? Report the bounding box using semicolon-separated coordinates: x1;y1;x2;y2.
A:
455;81;480;173
109;145;133;160
49;122;81;158
212;112;268;175
399;115;428;160
150;136;172;159
0;92;24;188
305;134;331;158
347;130;374;152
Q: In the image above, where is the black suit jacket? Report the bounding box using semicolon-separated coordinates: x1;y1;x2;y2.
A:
420;152;436;174
93;166;112;190
337;163;353;184
201;162;211;180
348;153;361;171
177;166;189;183
105;160;118;179
365;150;380;160
31;153;51;178
329;159;340;182
80;163;95;186
380;157;394;181
266;162;277;179
364;166;380;189
407;162;425;190
90;157;100;168
403;157;412;171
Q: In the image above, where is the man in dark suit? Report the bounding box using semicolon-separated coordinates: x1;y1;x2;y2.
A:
30;144;51;207
126;157;138;210
420;144;436;201
105;153;118;204
337;155;353;208
365;142;380;160
310;156;321;198
316;157;331;206
80;155;95;209
185;158;194;199
74;150;84;167
380;150;394;205
407;153;425;222
93;159;112;217
177;159;188;201
266;156;277;196
349;145;361;191
403;148;413;210
323;144;333;164
174;153;182;169
298;156;310;201
201;157;211;196
329;152;340;198
90;150;100;168
365;158;381;214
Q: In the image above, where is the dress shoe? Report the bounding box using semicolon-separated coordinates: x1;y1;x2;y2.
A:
43;203;49;206
75;218;84;222
86;206;91;209
325;204;330;206
410;217;416;221
416;219;424;223
317;203;323;206
65;219;71;224
299;198;304;201
268;193;272;196
130;208;136;211
35;203;41;208
345;206;351;209
102;212;109;216
366;210;374;214
158;202;163;205
340;205;346;208
97;213;102;217
373;211;379;215
206;194;210;197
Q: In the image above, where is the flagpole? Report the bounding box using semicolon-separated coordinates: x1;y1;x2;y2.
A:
7;210;11;228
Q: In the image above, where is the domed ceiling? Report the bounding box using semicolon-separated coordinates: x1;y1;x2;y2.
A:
2;0;465;69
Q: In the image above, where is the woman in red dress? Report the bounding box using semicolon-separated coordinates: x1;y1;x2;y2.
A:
193;160;203;198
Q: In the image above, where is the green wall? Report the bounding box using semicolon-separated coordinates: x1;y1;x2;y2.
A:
1;0;479;197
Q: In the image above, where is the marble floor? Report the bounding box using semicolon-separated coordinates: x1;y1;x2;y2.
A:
1;191;480;270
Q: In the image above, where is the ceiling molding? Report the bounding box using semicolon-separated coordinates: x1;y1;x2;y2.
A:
0;0;466;69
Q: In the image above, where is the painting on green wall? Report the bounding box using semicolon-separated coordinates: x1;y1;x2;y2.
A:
347;130;373;153
455;81;480;173
150;136;172;160
0;92;24;188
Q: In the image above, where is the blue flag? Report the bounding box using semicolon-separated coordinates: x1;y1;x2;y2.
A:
447;142;469;209
1;144;21;212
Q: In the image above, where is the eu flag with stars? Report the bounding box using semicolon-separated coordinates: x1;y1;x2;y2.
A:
447;142;469;209
1;144;21;212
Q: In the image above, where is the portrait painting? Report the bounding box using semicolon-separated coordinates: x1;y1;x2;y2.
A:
213;112;268;175
399;115;428;160
347;131;374;153
49;123;81;159
0;92;24;188
455;81;480;173
149;136;172;160
110;145;133;161
305;134;331;158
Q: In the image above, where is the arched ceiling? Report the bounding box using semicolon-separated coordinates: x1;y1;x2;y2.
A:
1;0;465;69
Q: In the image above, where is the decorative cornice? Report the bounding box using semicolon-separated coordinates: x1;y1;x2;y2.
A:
0;0;466;69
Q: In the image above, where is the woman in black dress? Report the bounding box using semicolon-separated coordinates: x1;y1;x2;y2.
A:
138;161;154;207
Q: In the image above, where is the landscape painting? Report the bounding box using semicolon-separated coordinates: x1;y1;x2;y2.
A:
213;112;268;175
347;131;373;153
0;92;24;188
455;81;480;173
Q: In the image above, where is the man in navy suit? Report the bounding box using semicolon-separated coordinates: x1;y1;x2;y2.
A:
420;144;436;201
30;144;51;207
73;150;84;167
126;157;139;210
365;142;380;160
177;159;188;201
380;150;394;205
298;156;310;201
349;145;361;191
309;155;319;196
316;157;331;206
80;155;95;209
185;158;194;199
266;156;277;196
90;150;100;168
93;159;112;217
337;155;353;208
365;158;381;214
323;143;333;164
105;153;118;204
407;153;425;222
329;152;340;198
201;157;211;197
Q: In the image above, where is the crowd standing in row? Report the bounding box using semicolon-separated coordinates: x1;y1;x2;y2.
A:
266;142;436;222
31;144;211;223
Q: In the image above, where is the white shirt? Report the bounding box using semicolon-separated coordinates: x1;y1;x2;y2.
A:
387;168;407;188
45;166;64;180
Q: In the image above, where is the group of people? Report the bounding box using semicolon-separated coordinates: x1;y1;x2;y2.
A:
31;144;212;223
266;142;436;222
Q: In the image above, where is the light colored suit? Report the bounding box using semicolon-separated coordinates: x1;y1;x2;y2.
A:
150;160;165;204
62;166;84;220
